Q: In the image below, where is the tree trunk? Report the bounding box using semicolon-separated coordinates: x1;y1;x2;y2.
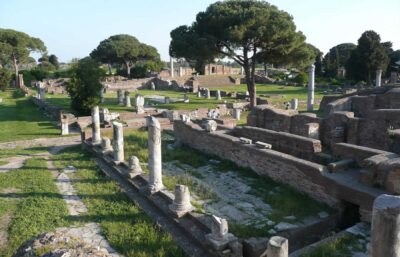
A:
108;63;112;75
125;61;131;78
13;57;19;87
243;62;257;108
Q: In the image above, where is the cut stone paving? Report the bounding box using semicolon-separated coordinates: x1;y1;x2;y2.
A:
0;156;31;173
163;159;325;233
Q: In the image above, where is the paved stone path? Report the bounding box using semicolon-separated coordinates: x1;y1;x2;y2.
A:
0;156;31;173
0;135;81;149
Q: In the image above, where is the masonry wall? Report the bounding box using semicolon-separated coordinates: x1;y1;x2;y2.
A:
232;126;322;161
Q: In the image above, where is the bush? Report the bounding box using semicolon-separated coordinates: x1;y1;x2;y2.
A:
292;72;308;85
66;57;105;115
0;68;12;91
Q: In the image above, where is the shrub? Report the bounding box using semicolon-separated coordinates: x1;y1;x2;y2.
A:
0;68;12;90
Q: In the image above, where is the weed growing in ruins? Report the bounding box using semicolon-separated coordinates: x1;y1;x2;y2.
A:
300;233;366;257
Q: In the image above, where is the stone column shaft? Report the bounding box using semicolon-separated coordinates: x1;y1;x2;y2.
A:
170;57;174;78
307;64;315;111
376;69;382;87
370;194;400;257
91;106;101;144
112;122;124;163
147;116;164;193
267;236;288;257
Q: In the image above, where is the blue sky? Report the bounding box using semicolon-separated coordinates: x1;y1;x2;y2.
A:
1;0;399;62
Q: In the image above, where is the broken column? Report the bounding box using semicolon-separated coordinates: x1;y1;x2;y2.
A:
290;98;298;110
91;106;101;144
169;184;194;217
60;114;69;135
370;194;400;257
112;121;124;163
376;69;382;87
151;82;156;90
117;89;124;105
124;91;131;107
203;120;218;132
307;64;315;111
135;94;145;114
267;236;288;257
101;137;113;153
170;57;174;78
206;215;237;250
147;116;164;193
197;91;202;98
127;156;142;178
233;108;241;120
216;90;222;100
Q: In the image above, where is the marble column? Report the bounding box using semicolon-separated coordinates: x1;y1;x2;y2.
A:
117;89;124;105
170;57;174;78
307;64;315;111
128;156;143;178
179;66;183;77
61;115;69;135
233;108;241;121
135;94;145;114
112;122;124;163
147;116;164;193
91;106;101;144
205;88;210;99
376;69;382;87
124;91;131;107
370;194;400;257
290;98;298;110
216;90;222;100
267;236;288;257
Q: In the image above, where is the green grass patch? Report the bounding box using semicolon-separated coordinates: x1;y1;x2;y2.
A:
52;146;186;257
0;147;48;158
0;157;70;256
300;233;366;257
0;160;7;166
0;89;60;143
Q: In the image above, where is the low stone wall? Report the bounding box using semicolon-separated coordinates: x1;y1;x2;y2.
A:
332;143;390;165
324;97;352;115
31;96;73;122
174;121;384;222
232;126;321;161
174;121;338;207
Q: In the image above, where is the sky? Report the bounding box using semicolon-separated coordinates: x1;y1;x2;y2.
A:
0;0;399;63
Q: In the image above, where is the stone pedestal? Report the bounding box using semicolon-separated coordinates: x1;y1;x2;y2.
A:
376;69;382;87
91;106;101;144
128;156;142;178
101;137;113;153
124;91;131;107
206;215;237;251
216;90;222;100
135;94;145;114
267;236;288;257
205;89;210;99
61;115;69;135
117;89;124;105
183;94;189;103
112;122;124;163
147;116;164;193
197;91;202;98
290;98;298;110
169;185;194;217
203;120;217;132
370;194;400;257
233;108;241;120
307;64;315;111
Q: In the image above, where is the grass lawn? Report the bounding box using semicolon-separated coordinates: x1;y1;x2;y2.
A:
0;89;60;143
0;157;70;256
